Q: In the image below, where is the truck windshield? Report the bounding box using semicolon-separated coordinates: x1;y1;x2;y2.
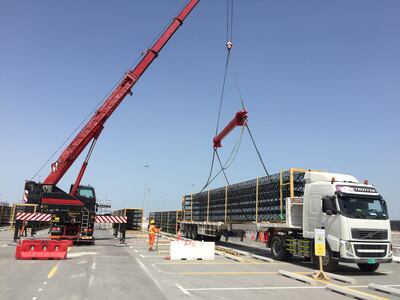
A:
338;196;388;219
77;187;95;199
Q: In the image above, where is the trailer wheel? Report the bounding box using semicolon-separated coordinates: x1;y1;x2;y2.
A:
322;247;339;272
271;236;288;260
192;227;198;240
214;234;221;242
357;263;379;272
189;227;194;240
184;227;189;239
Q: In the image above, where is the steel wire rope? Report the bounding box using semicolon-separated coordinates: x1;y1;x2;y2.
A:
200;0;235;191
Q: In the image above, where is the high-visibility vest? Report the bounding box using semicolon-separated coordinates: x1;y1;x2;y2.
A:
149;225;157;235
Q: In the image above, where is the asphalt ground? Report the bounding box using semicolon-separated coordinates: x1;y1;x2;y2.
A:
0;229;399;300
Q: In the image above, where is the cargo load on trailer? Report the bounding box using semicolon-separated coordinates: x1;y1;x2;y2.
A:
149;210;182;234
113;208;143;231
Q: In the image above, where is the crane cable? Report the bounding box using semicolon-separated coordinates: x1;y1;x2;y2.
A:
201;0;270;192
200;0;235;192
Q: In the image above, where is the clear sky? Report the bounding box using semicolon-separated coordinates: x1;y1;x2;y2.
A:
0;1;399;218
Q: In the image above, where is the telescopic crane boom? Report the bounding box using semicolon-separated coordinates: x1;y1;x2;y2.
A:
43;0;200;193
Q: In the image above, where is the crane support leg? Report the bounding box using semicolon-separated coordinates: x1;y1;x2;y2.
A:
213;110;247;148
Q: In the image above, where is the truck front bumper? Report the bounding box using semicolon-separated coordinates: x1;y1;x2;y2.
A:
339;240;392;263
340;257;392;264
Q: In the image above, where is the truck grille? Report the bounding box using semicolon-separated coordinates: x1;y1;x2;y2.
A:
353;244;387;258
351;229;388;240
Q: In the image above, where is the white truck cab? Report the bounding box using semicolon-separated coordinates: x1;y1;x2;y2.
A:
302;172;392;272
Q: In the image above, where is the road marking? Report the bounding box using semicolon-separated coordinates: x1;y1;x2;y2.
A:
47;265;58;279
43;282;47;285
91;258;96;270
175;283;191;296
88;274;94;288
32;297;37;300
140;254;145;258
186;286;326;291
136;258;164;292
155;262;273;265
38;288;43;292
175;271;312;276
134;249;138;252
68;251;97;258
318;280;388;300
1;244;7;247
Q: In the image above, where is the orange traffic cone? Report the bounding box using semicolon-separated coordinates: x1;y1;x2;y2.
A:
177;231;182;241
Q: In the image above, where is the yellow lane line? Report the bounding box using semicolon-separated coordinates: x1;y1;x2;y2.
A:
47;265;58;279
317;279;388;300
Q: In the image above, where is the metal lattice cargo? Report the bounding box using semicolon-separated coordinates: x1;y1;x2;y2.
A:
149;210;182;234
113;208;143;230
182;168;307;223
0;205;12;227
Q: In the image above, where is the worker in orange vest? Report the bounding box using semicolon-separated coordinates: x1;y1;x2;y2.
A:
148;220;160;251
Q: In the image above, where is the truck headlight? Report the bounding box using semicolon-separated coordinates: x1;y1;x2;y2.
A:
345;241;353;254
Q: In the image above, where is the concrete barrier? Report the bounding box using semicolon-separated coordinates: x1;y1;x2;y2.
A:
368;283;400;297
251;254;274;263
278;270;317;285
170;240;215;260
326;284;383;300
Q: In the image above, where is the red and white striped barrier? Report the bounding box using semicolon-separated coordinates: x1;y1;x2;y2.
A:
16;212;52;222
95;216;127;224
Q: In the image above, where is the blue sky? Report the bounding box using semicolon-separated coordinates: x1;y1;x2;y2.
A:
0;0;399;218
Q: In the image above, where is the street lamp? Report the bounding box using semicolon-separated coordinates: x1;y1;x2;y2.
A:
143;165;149;215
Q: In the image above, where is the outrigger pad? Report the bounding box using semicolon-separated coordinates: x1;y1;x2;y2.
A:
15;239;73;260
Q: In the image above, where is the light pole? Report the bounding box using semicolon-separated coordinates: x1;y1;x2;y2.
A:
143;165;149;216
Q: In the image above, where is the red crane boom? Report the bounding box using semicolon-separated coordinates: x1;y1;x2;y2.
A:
43;0;199;189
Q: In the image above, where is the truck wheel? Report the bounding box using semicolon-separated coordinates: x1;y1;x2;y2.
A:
322;248;339;272
357;263;380;272
271;236;287;260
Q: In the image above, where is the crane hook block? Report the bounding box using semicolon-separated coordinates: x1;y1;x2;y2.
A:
213;110;247;148
226;41;233;51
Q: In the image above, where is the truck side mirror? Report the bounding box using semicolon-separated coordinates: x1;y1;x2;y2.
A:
322;196;333;215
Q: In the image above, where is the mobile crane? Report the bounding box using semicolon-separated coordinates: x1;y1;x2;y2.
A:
22;0;200;243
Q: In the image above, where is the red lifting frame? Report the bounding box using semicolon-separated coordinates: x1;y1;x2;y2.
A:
213;110;247;148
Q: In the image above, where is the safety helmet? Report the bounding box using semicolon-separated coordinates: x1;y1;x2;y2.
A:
150;220;155;224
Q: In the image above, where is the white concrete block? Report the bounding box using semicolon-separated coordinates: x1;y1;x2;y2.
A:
170;240;215;260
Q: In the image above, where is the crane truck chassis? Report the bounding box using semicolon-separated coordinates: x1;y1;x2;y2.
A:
178;168;392;272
